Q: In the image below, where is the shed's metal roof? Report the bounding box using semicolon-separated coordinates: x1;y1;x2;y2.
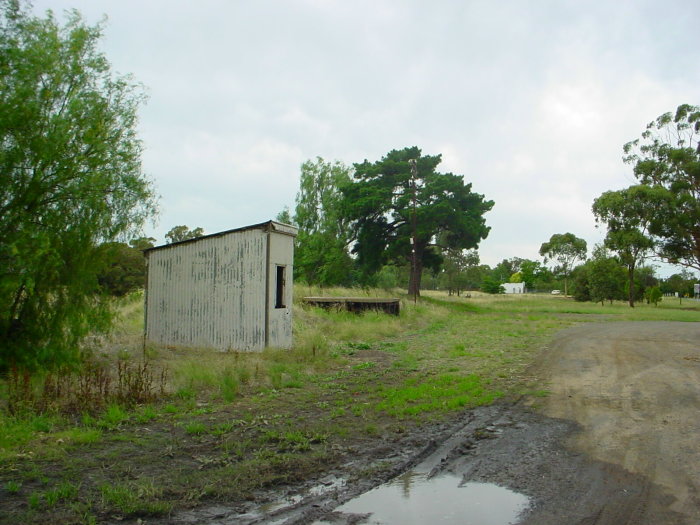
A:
144;220;298;254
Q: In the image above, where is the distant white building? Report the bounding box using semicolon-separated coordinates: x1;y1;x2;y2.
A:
502;282;525;294
144;220;298;351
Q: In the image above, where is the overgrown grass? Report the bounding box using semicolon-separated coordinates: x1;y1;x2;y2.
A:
0;413;64;459
1;288;698;522
100;480;172;517
376;373;502;416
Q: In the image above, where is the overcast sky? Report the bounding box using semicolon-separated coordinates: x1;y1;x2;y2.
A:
32;0;700;275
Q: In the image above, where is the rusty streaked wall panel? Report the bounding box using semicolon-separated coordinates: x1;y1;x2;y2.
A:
145;229;268;351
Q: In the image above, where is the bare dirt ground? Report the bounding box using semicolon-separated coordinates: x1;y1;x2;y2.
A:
158;321;700;525
535;321;700;524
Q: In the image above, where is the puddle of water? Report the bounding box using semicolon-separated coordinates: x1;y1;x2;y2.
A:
317;471;529;525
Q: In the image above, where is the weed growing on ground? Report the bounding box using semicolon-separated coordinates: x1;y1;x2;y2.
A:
6;354;167;417
28;491;42;510
116;358;167;403
5;480;21;493
43;481;80;507
100;481;172;517
184;421;207;435
134;405;158;423
97;404;129;430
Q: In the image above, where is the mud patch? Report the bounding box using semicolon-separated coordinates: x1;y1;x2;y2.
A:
161;403;684;525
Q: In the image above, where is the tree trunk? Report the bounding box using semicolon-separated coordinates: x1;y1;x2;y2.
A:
628;265;635;308
408;252;423;298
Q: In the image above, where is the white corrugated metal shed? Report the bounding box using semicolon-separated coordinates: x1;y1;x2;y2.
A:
144;220;297;351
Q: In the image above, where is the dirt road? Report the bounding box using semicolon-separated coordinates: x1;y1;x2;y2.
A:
164;321;700;524
537;321;700;524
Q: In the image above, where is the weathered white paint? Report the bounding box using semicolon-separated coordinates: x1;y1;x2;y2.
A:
267;230;295;348
502;282;525;294
145;221;297;351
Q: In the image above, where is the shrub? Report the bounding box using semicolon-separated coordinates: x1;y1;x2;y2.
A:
481;277;505;294
645;286;663;306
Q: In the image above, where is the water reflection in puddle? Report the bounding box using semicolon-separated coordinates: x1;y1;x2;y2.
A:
316;471;529;525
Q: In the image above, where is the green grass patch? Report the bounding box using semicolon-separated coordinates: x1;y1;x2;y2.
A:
100;481;172;517
218;367;240;402
421;294;484;313
134;405;158;423
43;481;80;507
184;421;207;435
5;480;22;493
97;404;129;430
0;413;65;460
55;427;102;446
376;374;502;417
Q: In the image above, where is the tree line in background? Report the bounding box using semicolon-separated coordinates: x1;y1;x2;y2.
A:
103;104;700;303
280;104;700;307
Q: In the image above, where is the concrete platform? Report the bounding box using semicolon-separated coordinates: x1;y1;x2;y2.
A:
302;297;400;315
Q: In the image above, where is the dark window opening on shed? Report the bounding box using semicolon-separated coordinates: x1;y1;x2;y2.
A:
275;265;286;308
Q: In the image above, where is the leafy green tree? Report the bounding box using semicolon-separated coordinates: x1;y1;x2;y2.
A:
0;3;156;372
571;248;625;304
539;233;587;296
636;265;659;292
519;259;550;291
592;185;658;307
129;236;156;251
645;286;662;306
587;246;625;306
481;276;505;294
623;104;700;270
97;236;154;296
292;157;353;286
491;257;524;283
275;207;293;225
375;264;401;291
96;242;146;296
463;264;491;290
344;147;493;296
661;271;696;300
440;249;479;296
165;225;204;244
571;264;592;302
